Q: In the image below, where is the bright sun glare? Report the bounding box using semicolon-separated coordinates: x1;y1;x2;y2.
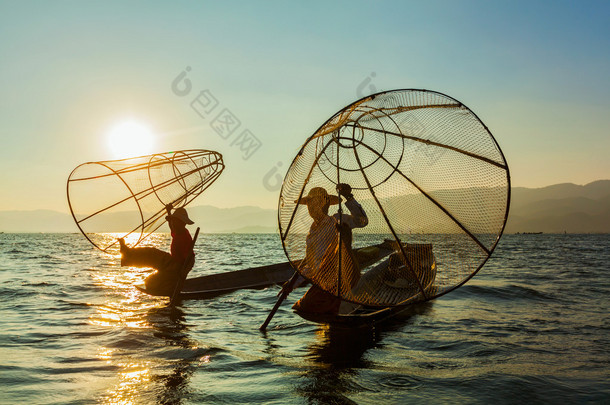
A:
107;120;155;159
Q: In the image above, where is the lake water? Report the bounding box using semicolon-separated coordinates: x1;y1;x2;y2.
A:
0;233;608;404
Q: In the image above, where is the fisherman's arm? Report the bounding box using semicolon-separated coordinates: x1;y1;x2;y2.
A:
344;198;368;228
165;203;176;233
337;183;368;229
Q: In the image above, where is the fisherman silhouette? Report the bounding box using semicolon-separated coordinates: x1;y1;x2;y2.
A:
119;204;195;296
286;184;368;314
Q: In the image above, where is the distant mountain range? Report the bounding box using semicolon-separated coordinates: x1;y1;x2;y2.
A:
0;180;608;233
505;180;610;233
0;205;278;234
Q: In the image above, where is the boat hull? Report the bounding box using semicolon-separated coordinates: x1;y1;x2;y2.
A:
294;243;437;327
135;243;394;299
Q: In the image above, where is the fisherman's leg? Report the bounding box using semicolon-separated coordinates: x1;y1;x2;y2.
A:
145;271;177;296
144;259;183;296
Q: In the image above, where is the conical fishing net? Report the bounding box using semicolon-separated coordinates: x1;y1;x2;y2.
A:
68;149;224;252
279;89;510;308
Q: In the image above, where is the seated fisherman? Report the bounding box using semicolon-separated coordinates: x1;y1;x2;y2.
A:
287;183;368;314
119;203;195;295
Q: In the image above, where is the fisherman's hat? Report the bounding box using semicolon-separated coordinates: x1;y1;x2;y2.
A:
170;207;194;225
296;187;340;206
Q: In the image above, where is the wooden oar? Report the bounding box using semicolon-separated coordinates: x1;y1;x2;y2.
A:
169;227;200;306
259;271;299;331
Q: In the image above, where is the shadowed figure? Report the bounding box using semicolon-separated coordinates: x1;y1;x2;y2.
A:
287;184;368;315
119;204;195;296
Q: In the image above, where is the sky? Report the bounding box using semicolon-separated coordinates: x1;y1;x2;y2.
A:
0;0;609;212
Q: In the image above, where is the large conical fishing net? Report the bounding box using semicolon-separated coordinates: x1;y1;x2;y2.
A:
68;149;224;252
279;89;510;308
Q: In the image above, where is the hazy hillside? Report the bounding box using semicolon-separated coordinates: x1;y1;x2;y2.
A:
1;180;608;233
505;180;610;233
0;210;77;233
186;205;277;233
0;206;277;234
511;180;610;203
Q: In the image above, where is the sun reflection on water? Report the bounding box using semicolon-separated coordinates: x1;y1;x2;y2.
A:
100;361;153;405
88;268;160;329
88;233;174;404
88;233;171;328
97;347;115;363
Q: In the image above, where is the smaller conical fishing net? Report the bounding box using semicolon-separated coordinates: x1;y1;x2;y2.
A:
68;149;224;252
279;89;510;308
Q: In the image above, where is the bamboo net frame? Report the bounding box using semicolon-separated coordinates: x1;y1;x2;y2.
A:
279;89;510;308
67;149;224;252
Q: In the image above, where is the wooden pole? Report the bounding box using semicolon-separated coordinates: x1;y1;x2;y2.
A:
259;272;299;331
169;226;200;306
335;132;343;301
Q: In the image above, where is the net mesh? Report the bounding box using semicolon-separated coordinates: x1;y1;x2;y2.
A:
67;149;224;252
279;89;510;307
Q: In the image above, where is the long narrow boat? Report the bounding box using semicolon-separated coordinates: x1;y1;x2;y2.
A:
293;243;437;327
135;261;293;298
136;243;394;299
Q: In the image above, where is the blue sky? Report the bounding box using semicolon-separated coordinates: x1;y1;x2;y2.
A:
1;0;608;211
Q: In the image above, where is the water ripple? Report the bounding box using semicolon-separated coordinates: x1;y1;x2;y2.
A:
0;233;608;404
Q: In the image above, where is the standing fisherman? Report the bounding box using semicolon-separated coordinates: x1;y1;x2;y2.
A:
119;204;195;296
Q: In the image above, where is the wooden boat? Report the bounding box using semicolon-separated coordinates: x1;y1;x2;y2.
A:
135;260;294;298
136;242;394;299
293;243;437;327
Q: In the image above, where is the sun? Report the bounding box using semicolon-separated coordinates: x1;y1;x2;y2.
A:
107;120;155;159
